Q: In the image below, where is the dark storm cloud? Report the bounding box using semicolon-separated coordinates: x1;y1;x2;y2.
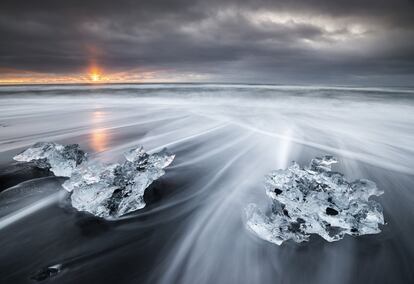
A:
0;0;414;84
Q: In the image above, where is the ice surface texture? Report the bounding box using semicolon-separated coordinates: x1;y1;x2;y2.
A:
63;146;175;218
246;156;384;245
13;142;86;177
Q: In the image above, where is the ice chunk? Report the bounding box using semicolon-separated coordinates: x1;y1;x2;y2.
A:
13;142;87;177
246;156;384;245
30;264;63;281
63;146;175;218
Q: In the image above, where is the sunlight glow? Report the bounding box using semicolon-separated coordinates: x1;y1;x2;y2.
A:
88;65;103;83
90;73;101;82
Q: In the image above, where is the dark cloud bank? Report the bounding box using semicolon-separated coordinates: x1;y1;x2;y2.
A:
1;0;414;85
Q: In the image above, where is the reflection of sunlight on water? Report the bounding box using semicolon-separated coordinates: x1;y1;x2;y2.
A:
91;128;108;152
92;110;105;123
90;110;110;152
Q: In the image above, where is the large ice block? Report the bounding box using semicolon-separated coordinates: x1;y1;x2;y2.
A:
63;146;175;218
246;156;384;245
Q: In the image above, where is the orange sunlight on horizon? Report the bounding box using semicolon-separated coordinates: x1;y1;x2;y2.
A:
0;66;208;85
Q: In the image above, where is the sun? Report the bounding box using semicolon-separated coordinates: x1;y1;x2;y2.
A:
90;72;101;82
88;64;104;83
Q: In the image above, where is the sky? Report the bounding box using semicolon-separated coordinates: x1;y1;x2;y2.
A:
0;0;414;85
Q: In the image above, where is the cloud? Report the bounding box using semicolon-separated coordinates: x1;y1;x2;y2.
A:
0;0;413;84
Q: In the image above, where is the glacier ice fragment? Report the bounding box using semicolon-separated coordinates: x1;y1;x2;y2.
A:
246;156;384;245
13;142;86;177
63;146;175;218
31;264;62;281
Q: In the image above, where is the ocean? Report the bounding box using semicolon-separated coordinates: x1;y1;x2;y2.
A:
0;84;413;284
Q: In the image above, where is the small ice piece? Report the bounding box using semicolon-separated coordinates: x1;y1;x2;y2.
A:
30;264;63;281
13;142;87;177
246;156;384;245
63;146;175;218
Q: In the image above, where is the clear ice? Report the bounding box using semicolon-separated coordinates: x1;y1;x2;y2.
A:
63;146;175;218
13;142;87;177
31;264;63;281
246;156;384;245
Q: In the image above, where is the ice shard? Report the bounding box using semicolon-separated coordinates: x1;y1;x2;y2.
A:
13;142;87;177
30;264;62;282
63;146;175;218
246;156;384;245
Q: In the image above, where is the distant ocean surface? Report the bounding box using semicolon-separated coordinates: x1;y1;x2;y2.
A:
0;84;413;284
